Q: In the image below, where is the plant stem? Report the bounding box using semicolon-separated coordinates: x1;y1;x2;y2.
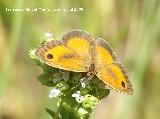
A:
55;99;63;119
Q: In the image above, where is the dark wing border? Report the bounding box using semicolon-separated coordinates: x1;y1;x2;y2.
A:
94;38;118;63
61;29;93;44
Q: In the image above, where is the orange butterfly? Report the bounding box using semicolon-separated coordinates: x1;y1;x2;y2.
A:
36;30;133;95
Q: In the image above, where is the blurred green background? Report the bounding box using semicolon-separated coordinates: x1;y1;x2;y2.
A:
0;0;160;119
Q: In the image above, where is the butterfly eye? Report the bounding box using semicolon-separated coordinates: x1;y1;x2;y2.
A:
121;81;125;88
47;54;53;59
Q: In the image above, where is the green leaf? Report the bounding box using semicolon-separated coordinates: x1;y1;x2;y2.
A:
60;103;81;119
81;94;99;108
68;72;83;85
77;107;90;119
38;73;56;87
90;76;106;90
41;63;58;75
60;104;70;119
57;81;69;91
45;108;56;118
60;94;76;106
90;89;110;99
79;87;89;95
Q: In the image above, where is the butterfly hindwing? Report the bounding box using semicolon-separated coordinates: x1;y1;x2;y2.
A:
96;63;133;94
94;38;133;94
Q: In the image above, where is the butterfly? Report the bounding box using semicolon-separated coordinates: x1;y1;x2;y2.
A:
35;29;133;95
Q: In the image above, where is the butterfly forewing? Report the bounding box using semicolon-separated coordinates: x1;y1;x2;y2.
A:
62;29;93;70
35;30;92;72
35;40;87;72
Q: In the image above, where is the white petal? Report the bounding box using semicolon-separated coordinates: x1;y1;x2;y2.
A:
49;89;61;98
81;82;86;88
72;91;84;103
44;32;53;39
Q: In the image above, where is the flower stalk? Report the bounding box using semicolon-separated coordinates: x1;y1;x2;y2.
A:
55;99;63;119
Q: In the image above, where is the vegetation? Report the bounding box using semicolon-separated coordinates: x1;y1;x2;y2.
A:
0;0;160;119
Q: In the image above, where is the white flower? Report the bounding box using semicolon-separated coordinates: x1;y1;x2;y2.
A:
49;89;61;98
72;91;84;103
81;82;86;88
80;77;90;88
44;31;53;39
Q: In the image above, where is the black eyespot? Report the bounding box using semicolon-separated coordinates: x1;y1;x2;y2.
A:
121;81;125;88
47;54;53;59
